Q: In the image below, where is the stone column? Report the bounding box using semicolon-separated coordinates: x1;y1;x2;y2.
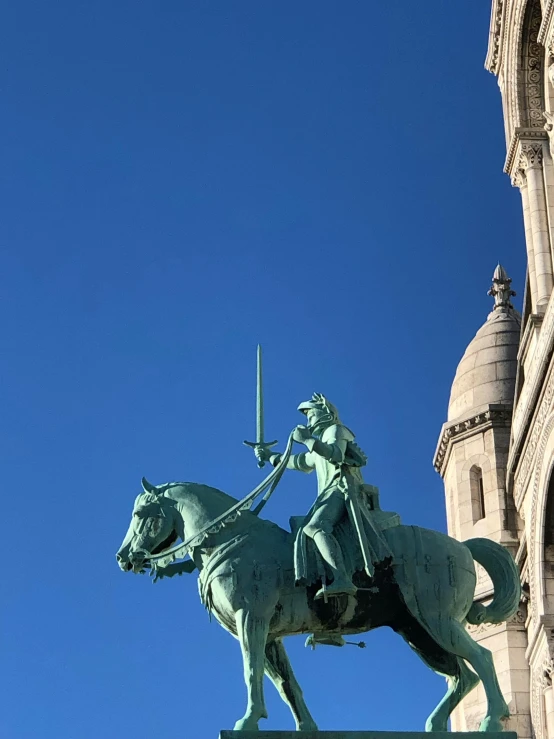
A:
515;168;539;311
520;143;553;308
545;685;554;739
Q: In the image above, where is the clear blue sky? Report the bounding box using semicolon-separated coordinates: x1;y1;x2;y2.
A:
1;2;527;737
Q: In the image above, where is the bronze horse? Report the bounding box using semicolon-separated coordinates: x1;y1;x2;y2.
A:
117;480;520;732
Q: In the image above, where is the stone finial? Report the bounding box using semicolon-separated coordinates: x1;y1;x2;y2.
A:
488;264;516;310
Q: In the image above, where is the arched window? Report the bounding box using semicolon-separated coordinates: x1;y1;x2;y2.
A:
470;466;486;523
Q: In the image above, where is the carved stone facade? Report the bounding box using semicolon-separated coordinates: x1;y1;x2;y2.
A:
435;3;554;736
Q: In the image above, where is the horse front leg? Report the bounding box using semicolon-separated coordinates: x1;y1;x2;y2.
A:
265;638;318;731
234;608;270;731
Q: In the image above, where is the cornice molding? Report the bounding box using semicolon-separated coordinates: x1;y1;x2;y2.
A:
485;0;506;74
505;128;549;181
538;0;554;46
433;406;512;477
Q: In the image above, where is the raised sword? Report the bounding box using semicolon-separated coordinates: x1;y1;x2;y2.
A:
244;344;277;468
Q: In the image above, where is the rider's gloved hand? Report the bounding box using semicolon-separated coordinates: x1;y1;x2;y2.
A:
254;445;271;464
293;425;313;444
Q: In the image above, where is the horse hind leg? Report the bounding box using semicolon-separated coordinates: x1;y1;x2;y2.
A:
264;638;318;732
426;658;480;732
433;619;509;732
395;623;479;731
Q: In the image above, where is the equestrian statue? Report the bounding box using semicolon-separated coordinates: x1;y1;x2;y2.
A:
116;350;520;734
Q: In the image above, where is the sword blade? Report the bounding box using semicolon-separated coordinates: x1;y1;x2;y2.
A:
244;345;276;468
256;344;264;444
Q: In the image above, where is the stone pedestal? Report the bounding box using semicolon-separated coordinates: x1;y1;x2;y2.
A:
221;732;517;739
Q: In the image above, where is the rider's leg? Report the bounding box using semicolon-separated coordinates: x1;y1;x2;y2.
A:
303;493;356;597
312;530;356;596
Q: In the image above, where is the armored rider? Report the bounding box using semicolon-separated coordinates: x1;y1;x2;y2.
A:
254;393;378;599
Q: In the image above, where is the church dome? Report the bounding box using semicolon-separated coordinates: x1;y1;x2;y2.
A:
447;265;521;422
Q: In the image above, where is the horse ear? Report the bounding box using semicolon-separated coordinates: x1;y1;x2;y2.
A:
141;477;157;494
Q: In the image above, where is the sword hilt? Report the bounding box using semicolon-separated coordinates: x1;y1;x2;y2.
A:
243;439;278;468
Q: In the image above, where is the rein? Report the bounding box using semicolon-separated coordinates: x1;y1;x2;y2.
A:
147;431;295;570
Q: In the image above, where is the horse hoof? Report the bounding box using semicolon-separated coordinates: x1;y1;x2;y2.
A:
298;721;318;731
479;716;507;733
425;717;448;732
234;716;260;731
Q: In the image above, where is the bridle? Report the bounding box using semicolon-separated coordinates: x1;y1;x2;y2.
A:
139;431;296;572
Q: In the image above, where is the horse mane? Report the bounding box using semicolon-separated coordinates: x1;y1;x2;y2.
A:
160;481;240;507
162;481;290;538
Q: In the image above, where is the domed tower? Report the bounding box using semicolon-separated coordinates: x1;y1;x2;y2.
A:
434;265;528;735
435;264;521;544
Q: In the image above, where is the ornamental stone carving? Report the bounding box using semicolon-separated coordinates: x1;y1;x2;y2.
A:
545;111;554;159
531;647;554;734
512;290;554;470
505;129;548;182
513;168;527;189
514;370;554;510
486;0;505;75
488;264;516;309
545;657;554;688
520;142;544;169
538;0;554;46
523;0;545;129
526;411;554;624
466;602;526;636
532;665;544;735
494;0;547;141
434;408;512;475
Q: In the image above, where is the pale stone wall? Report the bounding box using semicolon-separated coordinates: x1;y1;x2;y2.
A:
449;622;530;737
436;3;554;736
437;2;554;735
436;408;526;735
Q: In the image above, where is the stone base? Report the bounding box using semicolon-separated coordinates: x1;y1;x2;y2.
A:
220;733;517;739
219;731;517;739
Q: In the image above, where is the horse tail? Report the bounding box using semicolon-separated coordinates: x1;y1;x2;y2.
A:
464;537;521;625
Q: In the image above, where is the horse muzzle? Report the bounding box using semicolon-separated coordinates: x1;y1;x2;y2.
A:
128;548;151;573
116;550;133;572
115;542;130;571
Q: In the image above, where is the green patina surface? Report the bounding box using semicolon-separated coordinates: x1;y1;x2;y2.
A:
221;733;518;739
117;375;522;733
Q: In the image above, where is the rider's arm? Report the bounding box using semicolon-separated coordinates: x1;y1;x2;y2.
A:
301;424;350;463
269;451;315;472
303;436;347;463
269;425;350;469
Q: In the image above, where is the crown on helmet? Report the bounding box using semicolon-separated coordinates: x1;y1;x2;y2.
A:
297;393;339;424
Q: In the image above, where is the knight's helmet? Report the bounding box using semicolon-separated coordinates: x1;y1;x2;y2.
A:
297;392;339;432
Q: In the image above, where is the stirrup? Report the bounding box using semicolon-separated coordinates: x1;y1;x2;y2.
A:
315;580;357;600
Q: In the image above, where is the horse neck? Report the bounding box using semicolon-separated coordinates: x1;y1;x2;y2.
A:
168;483;240;540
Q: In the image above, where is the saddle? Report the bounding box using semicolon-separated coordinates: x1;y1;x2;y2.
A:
290;485;401;591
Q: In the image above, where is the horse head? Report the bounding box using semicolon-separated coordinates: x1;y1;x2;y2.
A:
116;478;181;573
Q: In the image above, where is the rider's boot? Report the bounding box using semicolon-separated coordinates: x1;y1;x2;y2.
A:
312;530;357;599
